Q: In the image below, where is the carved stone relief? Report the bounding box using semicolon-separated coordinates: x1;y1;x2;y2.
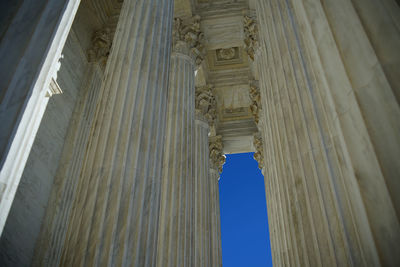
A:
253;133;264;170
249;81;261;124
173;15;205;65
209;135;226;173
195;84;217;125
243;15;259;61
216;47;237;61
87;27;112;65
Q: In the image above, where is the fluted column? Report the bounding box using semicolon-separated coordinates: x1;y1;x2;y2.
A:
194;112;210;267
193;84;219;267
0;0;80;234
317;2;400;263
254;0;400;266
32;27;112;266
156;16;203;267
32;0;175;266
349;0;400;103
208;135;225;267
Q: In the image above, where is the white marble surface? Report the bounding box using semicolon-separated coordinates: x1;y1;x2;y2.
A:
0;0;80;237
0;28;87;267
256;0;400;266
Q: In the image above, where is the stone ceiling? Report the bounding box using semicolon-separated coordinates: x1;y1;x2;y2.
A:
192;0;257;154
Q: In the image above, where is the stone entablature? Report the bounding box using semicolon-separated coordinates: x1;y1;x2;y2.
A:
173;15;205;65
243;15;259;61
209;135;225;173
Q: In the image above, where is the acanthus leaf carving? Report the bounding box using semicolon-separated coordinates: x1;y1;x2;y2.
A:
249;81;261;124
195;84;217;125
253;133;264;170
209;135;225;173
87;27;112;65
173;15;205;66
243;15;259;61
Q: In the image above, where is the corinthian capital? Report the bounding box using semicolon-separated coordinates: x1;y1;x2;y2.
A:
173;15;205;65
249;81;261;124
195;84;217;125
209;135;225;173
253;133;264;170
243;16;259;61
87;27;112;65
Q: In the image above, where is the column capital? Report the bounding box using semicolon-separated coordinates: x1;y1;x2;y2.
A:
209;135;225;173
253;133;264;170
195;84;217;125
249;80;261;125
172;15;205;66
87;27;112;65
243;15;259;61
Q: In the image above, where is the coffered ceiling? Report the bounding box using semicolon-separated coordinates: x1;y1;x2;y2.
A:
191;0;257;154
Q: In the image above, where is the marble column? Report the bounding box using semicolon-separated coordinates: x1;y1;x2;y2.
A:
32;0;175;266
194;111;211;267
349;0;400;103
254;0;400;266
316;2;400;263
208;135;225;267
193;84;220;267
0;0;80;234
156;15;204;267
32;27;112;266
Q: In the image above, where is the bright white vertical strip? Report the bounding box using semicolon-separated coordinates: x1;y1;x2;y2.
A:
0;0;81;235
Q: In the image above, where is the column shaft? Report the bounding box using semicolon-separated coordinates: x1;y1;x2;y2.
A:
157;48;196;267
255;0;400;265
317;3;400;264
350;0;400;102
209;168;222;267
194;117;211;267
32;61;105;266
39;0;175;266
208;135;225;267
194;85;222;267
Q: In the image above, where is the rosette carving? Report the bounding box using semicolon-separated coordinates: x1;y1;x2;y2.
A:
195;85;217;125
243;16;259;61
173;15;205;65
253;133;264;170
209;135;225;173
88;27;112;65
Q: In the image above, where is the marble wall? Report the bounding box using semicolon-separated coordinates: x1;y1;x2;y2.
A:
0;25;88;267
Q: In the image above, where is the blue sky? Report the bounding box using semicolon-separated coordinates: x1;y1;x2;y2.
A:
219;152;272;267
